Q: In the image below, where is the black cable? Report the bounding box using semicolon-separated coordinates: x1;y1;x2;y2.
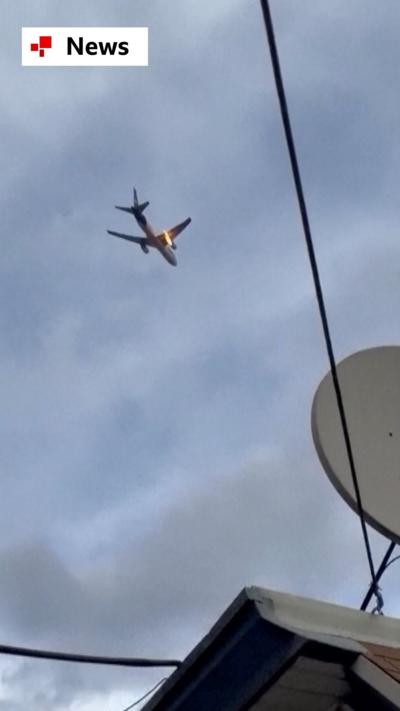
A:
361;541;396;611
121;677;167;710
259;0;379;597
383;552;400;571
0;643;181;668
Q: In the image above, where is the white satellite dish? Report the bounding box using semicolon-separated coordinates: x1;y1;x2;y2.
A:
312;346;400;543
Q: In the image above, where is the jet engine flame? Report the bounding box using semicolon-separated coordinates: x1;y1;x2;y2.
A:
164;231;172;247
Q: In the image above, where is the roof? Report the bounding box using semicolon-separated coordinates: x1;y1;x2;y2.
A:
365;643;400;683
143;587;400;710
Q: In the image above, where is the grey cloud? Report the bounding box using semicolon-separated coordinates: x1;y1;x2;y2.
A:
0;449;372;708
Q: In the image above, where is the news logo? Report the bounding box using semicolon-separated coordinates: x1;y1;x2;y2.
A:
22;28;148;66
30;35;52;58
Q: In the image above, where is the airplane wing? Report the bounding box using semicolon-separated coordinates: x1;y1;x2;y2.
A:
107;230;151;247
159;217;191;245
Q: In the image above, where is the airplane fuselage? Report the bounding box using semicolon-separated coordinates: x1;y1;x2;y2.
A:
133;208;177;266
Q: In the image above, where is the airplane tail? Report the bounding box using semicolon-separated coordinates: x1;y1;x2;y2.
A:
133;188;149;213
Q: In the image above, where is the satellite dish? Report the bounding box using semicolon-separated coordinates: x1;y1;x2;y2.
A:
312;346;400;543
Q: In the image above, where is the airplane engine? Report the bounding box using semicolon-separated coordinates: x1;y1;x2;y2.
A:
172;243;177;251
141;243;149;254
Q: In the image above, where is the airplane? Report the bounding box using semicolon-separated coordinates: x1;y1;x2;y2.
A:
107;188;191;267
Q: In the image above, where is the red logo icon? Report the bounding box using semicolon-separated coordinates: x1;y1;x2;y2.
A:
30;35;52;58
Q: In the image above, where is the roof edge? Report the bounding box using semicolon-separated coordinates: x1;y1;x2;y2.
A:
247;586;400;649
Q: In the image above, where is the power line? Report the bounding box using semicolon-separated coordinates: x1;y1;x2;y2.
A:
360;541;397;611
259;0;379;603
383;552;400;571
121;677;167;711
0;643;181;668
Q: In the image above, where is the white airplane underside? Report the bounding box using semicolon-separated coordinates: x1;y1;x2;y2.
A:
107;188;191;266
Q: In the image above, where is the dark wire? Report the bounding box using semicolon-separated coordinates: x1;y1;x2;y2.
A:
361;542;398;611
383;553;400;570
0;643;181;668
121;677;167;711
259;0;378;597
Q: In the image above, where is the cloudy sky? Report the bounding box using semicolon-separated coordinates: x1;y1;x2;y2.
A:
2;0;400;708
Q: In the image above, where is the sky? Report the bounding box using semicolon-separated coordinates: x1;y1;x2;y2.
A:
1;0;400;708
